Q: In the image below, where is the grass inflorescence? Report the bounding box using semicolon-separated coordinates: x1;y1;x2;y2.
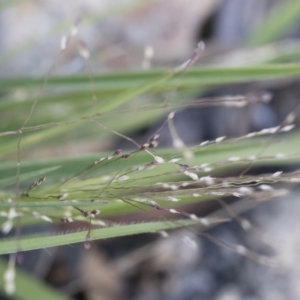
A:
1;18;300;297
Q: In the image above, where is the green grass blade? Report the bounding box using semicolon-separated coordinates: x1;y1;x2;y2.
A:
2;64;300;90
0;219;212;255
0;166;60;188
2;65;300;155
248;0;300;46
0;258;71;300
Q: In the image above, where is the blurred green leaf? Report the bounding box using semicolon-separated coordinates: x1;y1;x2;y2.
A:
0;258;71;300
0;219;214;255
249;0;300;46
0;166;60;188
1;64;300;155
3;65;300;90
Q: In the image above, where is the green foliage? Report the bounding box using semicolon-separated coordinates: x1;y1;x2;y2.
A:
1;64;299;251
1;1;300;298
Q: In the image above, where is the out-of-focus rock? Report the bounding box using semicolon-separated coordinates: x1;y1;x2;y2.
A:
0;0;219;75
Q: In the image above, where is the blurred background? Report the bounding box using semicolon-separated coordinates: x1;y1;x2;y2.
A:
1;0;300;299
